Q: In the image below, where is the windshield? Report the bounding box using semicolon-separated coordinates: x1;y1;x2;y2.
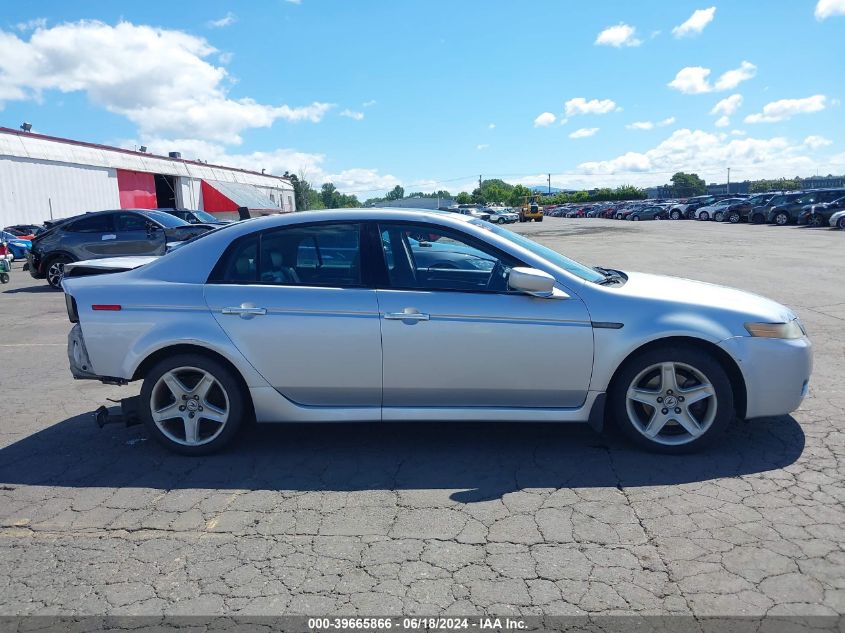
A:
191;210;220;223
470;220;604;283
143;210;190;228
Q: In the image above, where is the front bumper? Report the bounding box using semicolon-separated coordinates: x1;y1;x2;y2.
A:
718;335;812;419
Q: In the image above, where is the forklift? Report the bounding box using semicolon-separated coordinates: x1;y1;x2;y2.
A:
519;194;544;222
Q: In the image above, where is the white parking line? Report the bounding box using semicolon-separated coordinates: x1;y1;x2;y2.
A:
0;343;65;347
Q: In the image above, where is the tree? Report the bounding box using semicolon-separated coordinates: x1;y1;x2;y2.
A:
320;183;338;208
385;185;405;201
455;191;472;204
670;172;706;197
749;177;803;193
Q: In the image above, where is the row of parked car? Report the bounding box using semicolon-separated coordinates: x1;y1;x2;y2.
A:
545;189;845;228
3;208;231;289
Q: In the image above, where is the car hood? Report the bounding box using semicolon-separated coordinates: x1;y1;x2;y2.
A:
613;271;795;323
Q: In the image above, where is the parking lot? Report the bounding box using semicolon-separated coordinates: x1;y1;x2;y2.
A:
0;218;843;617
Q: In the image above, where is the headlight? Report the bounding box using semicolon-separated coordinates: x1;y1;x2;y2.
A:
745;319;805;339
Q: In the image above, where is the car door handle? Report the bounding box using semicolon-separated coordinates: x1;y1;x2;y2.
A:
221;306;267;317
384;309;430;321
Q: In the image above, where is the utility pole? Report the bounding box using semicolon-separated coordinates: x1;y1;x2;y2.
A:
548;173;551;194
479;175;482;190
726;167;731;194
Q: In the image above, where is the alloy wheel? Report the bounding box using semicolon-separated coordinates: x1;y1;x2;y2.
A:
729;212;740;224
47;261;66;288
625;361;718;446
149;366;230;446
714;212;723;222
775;213;789;225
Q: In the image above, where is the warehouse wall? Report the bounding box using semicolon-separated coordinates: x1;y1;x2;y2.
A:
0;157;120;225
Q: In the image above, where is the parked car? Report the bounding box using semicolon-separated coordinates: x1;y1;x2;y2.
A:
715;200;753;223
159;208;231;226
629;205;668;221
4;224;44;240
797;196;845;227
723;193;776;224
451;207;491;222
62;209;811;456
484;208;519;224
28;209;215;289
748;192;804;224
767;189;845;225
829;209;845;230
694;198;747;221
0;230;32;260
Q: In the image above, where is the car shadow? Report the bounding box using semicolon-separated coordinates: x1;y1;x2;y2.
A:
0;412;805;502
2;284;56;294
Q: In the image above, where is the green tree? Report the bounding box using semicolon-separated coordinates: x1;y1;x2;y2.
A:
320;183;338;208
670;172;706;197
507;185;532;207
385;185;405;201
455;191;472;204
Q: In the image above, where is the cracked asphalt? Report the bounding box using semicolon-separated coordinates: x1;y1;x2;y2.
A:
0;218;843;617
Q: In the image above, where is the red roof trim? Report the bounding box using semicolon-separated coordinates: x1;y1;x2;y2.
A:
0;127;290;183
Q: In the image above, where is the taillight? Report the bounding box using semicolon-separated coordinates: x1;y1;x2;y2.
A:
65;294;79;323
92;304;121;311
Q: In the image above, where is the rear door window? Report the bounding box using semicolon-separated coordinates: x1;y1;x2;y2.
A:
65;215;114;233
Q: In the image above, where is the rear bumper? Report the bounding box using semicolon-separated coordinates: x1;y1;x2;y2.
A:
67;323;99;380
718;335;812;419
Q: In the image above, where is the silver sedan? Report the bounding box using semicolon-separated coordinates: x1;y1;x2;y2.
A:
62;209;812;455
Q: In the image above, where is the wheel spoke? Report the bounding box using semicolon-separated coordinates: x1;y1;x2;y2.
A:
151;401;181;422
680;383;715;405
627;387;659;407
660;363;678;392
162;373;189;400
183;416;200;445
674;410;703;438
643;411;669;438
192;373;215;400
201;403;227;424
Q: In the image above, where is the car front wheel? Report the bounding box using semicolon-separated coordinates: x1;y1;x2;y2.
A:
609;345;734;453
670;210;681;220
714;211;724;222
699;211;709;221
728;212;741;224
838;217;845;230
46;255;72;289
140;354;246;455
774;212;790;226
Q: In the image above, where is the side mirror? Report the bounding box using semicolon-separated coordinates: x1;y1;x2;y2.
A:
507;267;567;299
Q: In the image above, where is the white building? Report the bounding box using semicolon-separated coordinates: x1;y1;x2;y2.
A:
0;127;296;226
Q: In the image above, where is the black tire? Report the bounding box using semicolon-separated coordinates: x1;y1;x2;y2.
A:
139;353;246;455
536;217;543;222
631;215;640;221
774;212;790;226
714;211;724;222
838;217;845;230
670;210;682;220
699;211;709;221
751;213;765;225
0;273;8;284
810;215;824;228
45;255;73;289
608;344;734;454
728;212;741;224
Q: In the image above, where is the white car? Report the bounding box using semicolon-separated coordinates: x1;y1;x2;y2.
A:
62;209;812;455
695;198;745;221
829;209;845;230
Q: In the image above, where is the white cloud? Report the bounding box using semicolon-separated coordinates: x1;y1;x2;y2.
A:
564;97;620;116
668;62;755;94
488;123;496;129
569;127;599;139
745;95;828;123
668;66;712;94
804;135;832;149
711;93;743;116
16;18;47;31
0;20;332;143
207;12;236;28
340;109;364;120
731;129;747;136
715;116;730;127
595;23;642;47
567;128;844;189
285;0;302;4
714;61;756;91
362;99;376;107
476;144;490;150
534;112;556;127
815;0;845;19
672;7;716;37
627;117;675;130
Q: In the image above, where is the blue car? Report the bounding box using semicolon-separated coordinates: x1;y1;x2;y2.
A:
0;230;32;260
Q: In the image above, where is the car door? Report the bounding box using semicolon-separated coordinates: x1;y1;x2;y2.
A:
60;214;117;259
374;221;594;408
204;221;383;407
111;212;166;256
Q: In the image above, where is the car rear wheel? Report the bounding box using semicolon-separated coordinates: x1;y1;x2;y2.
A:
714;211;724;222
140;354;246;455
751;213;765;224
46;255;72;289
609;345;734;453
774;212;790;226
728;211;741;224
631;215;640;221
838;217;845;230
670;210;682;220
810;214;825;227
699;211;709;221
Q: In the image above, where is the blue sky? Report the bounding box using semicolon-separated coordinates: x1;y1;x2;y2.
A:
1;0;843;197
